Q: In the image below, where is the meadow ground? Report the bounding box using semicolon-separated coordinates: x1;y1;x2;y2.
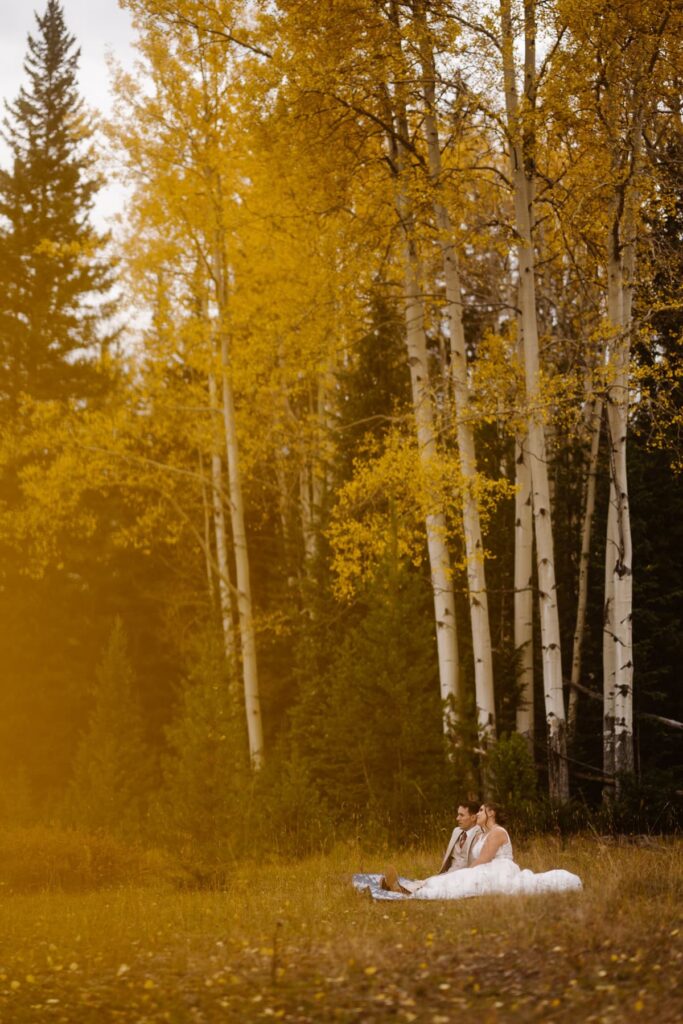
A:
0;836;681;1023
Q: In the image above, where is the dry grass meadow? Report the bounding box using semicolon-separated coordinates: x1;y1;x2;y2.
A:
0;836;681;1023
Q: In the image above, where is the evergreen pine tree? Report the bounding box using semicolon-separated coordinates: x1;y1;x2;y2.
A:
336;288;411;477
0;0;115;410
290;557;451;842
158;628;250;872
0;1;124;818
66;619;154;835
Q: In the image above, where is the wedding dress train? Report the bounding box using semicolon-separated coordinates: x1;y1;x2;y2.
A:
353;831;582;901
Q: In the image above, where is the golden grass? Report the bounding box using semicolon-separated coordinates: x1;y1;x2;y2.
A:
0;836;681;1022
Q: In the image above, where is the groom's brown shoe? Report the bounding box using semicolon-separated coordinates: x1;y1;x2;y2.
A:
381;865;409;894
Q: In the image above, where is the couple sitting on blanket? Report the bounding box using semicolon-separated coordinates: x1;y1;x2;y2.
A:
371;800;582;901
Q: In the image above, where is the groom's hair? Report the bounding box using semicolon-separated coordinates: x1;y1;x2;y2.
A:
459;800;480;815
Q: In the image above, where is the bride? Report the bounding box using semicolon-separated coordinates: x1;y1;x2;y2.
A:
374;803;582;900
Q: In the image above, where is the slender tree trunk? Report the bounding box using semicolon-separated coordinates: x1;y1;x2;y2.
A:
603;479;617;800
568;396;602;742
514;306;534;746
402;235;461;722
208;370;238;668
273;355;298;582
598;76;643;795
212;236;264;769
198;450;217;609
274;449;293;572
514;431;535;745
299;458;317;563
381;33;460;728
415;2;495;741
605;207;635;784
300;381;319;566
219;330;264;768
500;0;569;802
318;359;336;496
300;371;333;569
199;273;235;666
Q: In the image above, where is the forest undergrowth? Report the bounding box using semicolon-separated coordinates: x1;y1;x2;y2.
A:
0;837;680;1023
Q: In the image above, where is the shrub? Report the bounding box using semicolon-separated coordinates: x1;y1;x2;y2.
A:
0;825;172;892
486;732;538;833
0;766;34;826
598;768;682;834
248;752;334;859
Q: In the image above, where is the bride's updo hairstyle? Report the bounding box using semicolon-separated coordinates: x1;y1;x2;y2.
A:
483;802;506;825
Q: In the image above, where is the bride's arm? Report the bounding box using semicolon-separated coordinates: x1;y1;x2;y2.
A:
470;828;507;866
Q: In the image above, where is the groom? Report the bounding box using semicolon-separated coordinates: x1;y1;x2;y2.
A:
438;800;482;873
379;799;482;894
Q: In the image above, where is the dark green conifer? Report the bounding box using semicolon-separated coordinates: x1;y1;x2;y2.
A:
290;557;450;842
158;628;250;871
0;0;115;410
65;619;154;835
336;289;411;474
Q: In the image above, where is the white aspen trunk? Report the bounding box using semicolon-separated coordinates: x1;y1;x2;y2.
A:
500;0;569;802
212;238;264;769
403;242;461;722
219;330;264;769
383;41;461;729
568;396;602;741
514;432;535;745
415;4;495;741
208;370;238;668
603;479;617;797
606;205;635;783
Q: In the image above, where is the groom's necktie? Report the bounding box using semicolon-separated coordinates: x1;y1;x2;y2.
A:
457;830;467;849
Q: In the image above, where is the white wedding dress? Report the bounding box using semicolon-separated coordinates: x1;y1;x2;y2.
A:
353;829;582;901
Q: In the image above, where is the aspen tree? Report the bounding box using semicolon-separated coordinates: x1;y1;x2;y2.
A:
198;450;218;606
499;0;569;802
411;0;496;740
194;270;238;668
276;0;464;721
390;181;462;717
604;128;642;784
227;121;356;590
603;483;617;790
211;186;264;769
604;185;638;785
567;396;602;745
514;410;534;744
113;5;266;766
207;368;238;669
557;0;680;787
385;11;461;720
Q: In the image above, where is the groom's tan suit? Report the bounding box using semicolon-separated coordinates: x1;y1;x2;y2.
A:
438;825;482;873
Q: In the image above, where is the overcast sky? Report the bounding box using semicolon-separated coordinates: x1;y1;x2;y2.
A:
0;0;138;226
